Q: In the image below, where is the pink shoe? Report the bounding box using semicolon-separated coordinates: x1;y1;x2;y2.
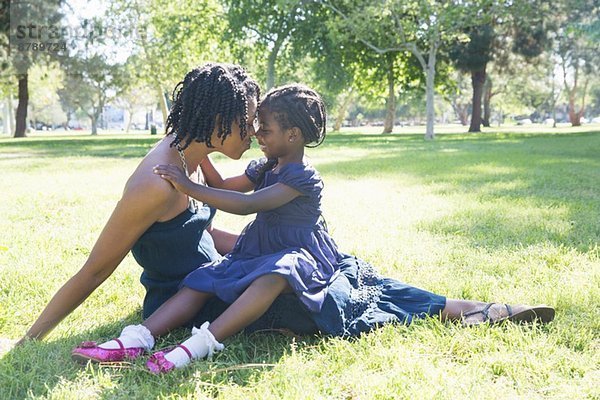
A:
71;338;145;364
146;345;193;374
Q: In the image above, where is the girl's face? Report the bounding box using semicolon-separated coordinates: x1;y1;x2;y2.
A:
255;109;293;159
216;98;257;160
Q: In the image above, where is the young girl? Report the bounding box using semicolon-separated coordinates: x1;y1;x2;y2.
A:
72;84;342;373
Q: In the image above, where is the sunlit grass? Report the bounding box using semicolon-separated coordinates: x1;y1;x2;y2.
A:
0;129;599;399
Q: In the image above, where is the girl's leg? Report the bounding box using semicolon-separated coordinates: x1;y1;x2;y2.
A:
73;287;214;363
208;273;291;341
157;274;290;370
95;287;212;350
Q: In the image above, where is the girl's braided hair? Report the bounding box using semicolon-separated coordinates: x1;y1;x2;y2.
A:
256;84;327;182
166;63;260;150
259;83;327;148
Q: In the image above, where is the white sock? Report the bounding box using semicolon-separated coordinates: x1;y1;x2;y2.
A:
164;321;224;368
98;324;155;350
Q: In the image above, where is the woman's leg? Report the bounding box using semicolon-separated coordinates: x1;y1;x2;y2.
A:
84;287;212;352
441;299;543;324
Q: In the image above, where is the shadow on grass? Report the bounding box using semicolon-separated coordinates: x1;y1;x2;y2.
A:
0;137;159;159
318;132;600;252
0;130;596;159
2;131;598;253
0;312;319;399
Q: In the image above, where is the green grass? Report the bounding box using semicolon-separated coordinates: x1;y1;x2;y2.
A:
0;128;599;399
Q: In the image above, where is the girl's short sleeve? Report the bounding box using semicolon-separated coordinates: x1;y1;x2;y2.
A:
277;163;323;196
244;157;269;184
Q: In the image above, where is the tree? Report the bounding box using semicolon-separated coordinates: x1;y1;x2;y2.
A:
449;24;494;132
59;54;128;135
28;63;66;128
114;83;157;132
554;0;599;126
0;0;16;135
108;0;228;126
5;0;66;137
449;0;552;132
320;0;487;139
441;70;471;126
226;0;308;90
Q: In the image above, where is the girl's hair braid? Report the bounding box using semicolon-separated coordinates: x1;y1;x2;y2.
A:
259;83;327;148
165;63;260;150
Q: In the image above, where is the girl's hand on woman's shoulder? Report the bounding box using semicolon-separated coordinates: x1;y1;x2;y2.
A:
153;164;194;195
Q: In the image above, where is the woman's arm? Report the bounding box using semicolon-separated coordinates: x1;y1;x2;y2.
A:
154;164;301;215
200;156;255;192
20;180;173;342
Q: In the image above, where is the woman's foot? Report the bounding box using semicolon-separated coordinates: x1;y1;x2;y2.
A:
72;338;146;363
462;303;555;326
72;324;155;364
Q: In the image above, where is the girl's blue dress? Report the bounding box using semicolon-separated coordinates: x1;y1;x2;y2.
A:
182;159;341;313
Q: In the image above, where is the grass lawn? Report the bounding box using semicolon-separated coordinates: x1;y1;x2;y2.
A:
0;127;598;399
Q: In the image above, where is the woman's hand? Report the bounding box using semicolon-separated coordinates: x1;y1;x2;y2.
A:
153;164;194;194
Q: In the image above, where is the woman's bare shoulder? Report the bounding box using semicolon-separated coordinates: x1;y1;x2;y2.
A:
122;161;177;206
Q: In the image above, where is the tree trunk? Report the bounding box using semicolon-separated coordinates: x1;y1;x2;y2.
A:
266;51;276;91
125;108;132;133
8;94;15;134
568;94;582;126
90;114;98;135
157;86;168;128
14;74;28;138
4;95;15;134
424;51;436;140
469;66;486;133
452;103;469;125
383;58;396;134
266;32;287;91
2;101;8;134
551;78;558;128
333;89;353;131
567;78;588;127
482;76;492;127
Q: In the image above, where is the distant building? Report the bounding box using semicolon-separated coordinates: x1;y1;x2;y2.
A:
102;105;125;130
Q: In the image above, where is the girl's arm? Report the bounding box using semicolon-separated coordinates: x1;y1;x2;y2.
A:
201;156;255;192
154;164;301;215
19;179;172;343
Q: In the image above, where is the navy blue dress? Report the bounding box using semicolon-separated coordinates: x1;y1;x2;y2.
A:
131;200;318;333
130;159;447;336
131;205;220;319
182;160;341;313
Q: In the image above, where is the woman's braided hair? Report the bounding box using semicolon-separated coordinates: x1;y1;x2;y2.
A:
166;63;260;150
256;84;327;183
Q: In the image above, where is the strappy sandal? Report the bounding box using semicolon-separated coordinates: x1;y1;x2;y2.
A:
71;338;146;363
462;303;555;326
146;344;193;374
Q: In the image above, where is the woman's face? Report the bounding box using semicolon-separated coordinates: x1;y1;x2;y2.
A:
217;98;258;160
